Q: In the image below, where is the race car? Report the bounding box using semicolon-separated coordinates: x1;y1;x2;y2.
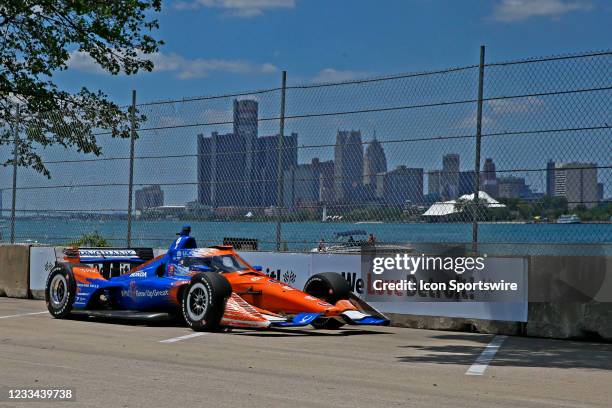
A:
45;226;389;331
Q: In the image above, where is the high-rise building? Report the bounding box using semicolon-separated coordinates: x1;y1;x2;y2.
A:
363;138;387;186
546;160;556;197
428;170;442;196
554;162;598;209
459;171;477;196
198;130;246;207
253;132;298;207
498;176;526;199
318;160;335;204
384;166;424;205
233;99;258;140
135;185;164;211
481;158;499;198
333;130;364;203
597;182;604;202
441;154;460;200
283;158;333;212
197;99;297;208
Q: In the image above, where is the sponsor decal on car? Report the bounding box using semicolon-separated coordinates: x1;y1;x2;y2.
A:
79;249;138;258
129;271;147;278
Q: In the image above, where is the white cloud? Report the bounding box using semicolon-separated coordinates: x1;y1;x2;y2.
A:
491;0;593;22
66;51;107;74
312;68;369;84
458;97;545;129
67;50;278;79
174;0;296;17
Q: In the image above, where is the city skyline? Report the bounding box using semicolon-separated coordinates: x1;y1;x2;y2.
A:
141;97;612;215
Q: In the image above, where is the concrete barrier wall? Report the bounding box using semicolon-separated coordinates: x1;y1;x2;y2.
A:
388;255;612;340
0;245;30;298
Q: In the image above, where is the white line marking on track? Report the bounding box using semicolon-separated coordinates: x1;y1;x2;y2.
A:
0;311;48;319
159;332;206;343
466;335;507;376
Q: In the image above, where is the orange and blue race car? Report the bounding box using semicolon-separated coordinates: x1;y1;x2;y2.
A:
45;226;389;331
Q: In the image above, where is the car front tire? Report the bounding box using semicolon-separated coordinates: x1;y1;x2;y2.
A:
45;263;77;319
181;272;231;331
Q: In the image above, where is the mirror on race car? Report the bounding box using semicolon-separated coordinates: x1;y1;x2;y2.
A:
252;265;263;271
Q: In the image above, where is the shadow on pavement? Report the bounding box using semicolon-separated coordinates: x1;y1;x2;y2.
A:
230;327;390;337
67;314;185;328
66;315;389;336
397;333;612;370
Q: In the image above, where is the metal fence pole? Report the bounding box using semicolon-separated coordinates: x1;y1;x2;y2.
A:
126;90;137;247
472;45;486;254
275;71;287;252
10;105;19;244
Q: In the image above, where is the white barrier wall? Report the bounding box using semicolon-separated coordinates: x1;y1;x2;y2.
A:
29;247;59;297
240;251;528;323
28;247;528;322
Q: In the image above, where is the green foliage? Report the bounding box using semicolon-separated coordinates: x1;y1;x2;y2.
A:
574;202;612;222
1;1;163;176
69;231;109;247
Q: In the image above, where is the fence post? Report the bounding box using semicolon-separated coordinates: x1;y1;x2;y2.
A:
275;71;287;252
472;45;486;254
126;90;137;247
10;105;19;244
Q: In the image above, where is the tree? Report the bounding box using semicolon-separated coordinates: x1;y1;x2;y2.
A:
69;231;109;247
1;1;163;177
453;197;489;221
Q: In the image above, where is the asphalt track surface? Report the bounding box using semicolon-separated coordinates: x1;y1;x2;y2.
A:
1;298;611;408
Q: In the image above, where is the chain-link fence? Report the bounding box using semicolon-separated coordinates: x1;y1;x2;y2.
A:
1;48;610;255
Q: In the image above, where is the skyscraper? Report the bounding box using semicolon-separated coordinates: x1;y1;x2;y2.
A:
546;160;556;197
333;130;364;203
234;99;258;206
458;171;477;196
135;185;164;211
363;138;387;186
283;158;332;211
197;99;297;208
384;166;424;205
233;99;258;140
498;176;526;199
428;170;442;196
441;153;460;200
481;158;499;198
554;162;599;209
253;132;298;207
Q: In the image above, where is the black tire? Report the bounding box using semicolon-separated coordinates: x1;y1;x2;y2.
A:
181;273;232;332
304;272;352;329
45;263;77;319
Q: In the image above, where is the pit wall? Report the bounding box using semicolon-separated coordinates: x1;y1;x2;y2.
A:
1;245;610;341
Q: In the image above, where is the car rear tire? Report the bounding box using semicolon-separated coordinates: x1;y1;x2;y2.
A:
45;263;77;319
182;272;231;332
304;272;352;329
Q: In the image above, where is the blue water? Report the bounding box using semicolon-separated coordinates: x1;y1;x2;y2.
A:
4;219;611;255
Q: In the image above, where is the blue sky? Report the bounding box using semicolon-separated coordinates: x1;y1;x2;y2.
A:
2;0;610;214
57;0;612;104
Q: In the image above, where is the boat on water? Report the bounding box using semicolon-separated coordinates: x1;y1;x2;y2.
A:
556;214;581;224
312;229;412;253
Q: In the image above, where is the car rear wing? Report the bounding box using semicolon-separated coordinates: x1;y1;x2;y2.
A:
63;248;155;264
